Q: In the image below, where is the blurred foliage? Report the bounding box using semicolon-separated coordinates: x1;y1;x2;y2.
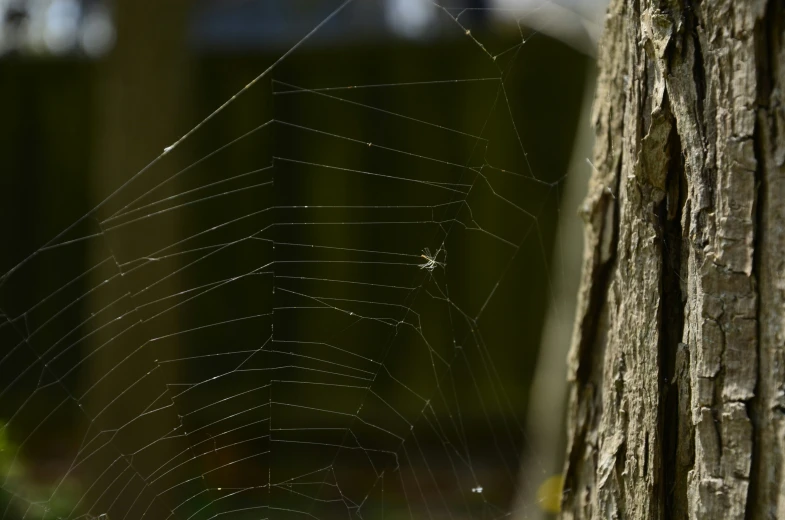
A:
536;474;564;514
0;422;81;519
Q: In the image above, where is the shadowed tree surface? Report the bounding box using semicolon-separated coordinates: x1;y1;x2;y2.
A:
562;0;784;518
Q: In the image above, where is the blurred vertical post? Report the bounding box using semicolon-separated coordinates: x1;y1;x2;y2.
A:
513;66;596;519
86;0;191;473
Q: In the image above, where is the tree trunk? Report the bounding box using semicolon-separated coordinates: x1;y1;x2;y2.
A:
562;1;784;519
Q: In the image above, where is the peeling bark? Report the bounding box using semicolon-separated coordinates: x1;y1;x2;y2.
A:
562;1;785;518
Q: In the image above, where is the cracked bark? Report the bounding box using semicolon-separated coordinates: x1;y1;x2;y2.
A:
561;1;784;518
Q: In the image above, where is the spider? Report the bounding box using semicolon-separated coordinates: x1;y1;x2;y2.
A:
419;247;445;271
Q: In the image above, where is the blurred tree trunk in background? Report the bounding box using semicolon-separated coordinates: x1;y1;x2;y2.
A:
513;66;596;520
562;0;784;518
87;0;191;454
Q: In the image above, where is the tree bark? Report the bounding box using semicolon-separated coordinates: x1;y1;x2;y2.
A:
562;1;784;519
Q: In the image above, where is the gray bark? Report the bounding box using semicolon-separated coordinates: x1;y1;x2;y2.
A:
562;1;785;518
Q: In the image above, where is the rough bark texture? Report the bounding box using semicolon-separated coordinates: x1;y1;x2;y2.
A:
562;1;784;518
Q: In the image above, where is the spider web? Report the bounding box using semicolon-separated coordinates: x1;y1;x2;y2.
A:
0;1;582;519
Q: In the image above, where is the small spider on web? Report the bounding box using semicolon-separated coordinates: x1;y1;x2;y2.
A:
419;245;445;271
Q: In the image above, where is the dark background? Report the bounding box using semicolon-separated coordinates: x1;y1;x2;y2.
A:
0;1;590;518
